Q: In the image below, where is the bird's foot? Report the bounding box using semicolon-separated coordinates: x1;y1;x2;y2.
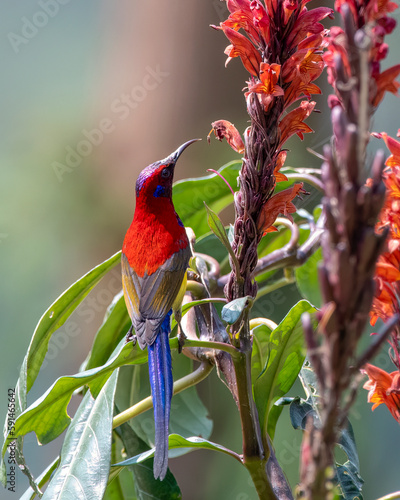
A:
177;328;187;353
125;325;137;346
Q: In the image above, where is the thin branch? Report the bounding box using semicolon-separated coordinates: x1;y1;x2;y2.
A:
194;252;221;280
112;361;214;429
15;444;43;498
285;173;325;192
376;492;400;500
256;275;296;300
217;213;325;290
352;315;400;372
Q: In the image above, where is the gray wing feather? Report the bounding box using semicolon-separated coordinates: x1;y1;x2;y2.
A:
122;246;191;348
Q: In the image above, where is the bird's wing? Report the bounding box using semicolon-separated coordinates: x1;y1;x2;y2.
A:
121;246;191;348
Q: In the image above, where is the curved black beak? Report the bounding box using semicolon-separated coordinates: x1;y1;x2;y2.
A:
170;138;201;163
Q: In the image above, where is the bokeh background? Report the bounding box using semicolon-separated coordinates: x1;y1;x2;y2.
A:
1;1;400;498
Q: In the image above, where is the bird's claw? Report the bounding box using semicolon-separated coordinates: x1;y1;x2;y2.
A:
125;325;137;346
177;329;187;353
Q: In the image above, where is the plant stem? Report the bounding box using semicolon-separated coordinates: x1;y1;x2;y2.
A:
284;173;324;192
112;361;213;429
256;276;295;300
231;314;293;499
232;322;273;499
376;493;400;500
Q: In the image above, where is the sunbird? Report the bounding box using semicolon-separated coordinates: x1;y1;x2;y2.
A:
121;139;198;480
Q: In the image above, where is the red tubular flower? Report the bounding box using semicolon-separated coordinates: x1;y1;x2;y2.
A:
278;101;316;147
325;0;399;108
211;0;331;303
257;183;305;234
274;151;288;182
208;120;245;154
362;364;400;422
370;133;400;329
246;63;284;110
373;65;400;107
286;7;333;48
221;26;262;76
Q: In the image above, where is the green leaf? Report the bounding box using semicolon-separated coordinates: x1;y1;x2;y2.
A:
114;434;241;468
253;300;315;439
173;161;240;237
28;251;121;393
204;203;240;274
116;354;213;451
104;433;136;500
3;339;145;448
42;370;119;500
171;297;226;331
290;365;364;499
336;461;364;500
1;252;121;483
289;397;315;430
115;419;181;499
195;232;232;275
338;421;359;470
83;291;131;371
221;297;251;324
251;324;272;384
295;247;322;308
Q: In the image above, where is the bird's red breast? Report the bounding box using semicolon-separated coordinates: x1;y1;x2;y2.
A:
122;196;189;277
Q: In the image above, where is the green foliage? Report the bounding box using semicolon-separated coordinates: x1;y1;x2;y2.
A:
204;202;240;275
221;297;251;324
27;251;121;393
42;370;118;499
112;421;182;500
173;161;240;237
83;291;131;371
5;340;145;447
252;300;315;440
289;365;364;499
295;248;323;308
1;252;121;484
2;161;330;499
115;354;213;451
114;434;240;468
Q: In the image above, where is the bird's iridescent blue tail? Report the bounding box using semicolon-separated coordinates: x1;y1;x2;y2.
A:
147;311;173;480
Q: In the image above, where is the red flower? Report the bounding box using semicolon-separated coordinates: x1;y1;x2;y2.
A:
212;0;328;243
373;65;400;107
282;43;325;85
208;120;245;154
257;183;305;235
370;133;400;327
246;63;284;110
278;101;316;147
362;364;400;422
274;151;288;183
286;7;333;49
325;0;399;108
221;25;261;77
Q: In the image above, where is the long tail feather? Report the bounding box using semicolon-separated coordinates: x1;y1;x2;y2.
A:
147;313;173;480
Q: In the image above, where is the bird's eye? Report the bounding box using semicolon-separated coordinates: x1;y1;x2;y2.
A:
161;167;171;178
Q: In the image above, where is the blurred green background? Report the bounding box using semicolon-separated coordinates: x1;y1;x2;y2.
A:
1;1;400;498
